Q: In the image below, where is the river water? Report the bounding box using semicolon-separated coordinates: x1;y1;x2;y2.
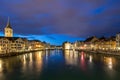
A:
0;50;120;80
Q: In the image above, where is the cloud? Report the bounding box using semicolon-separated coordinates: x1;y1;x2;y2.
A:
0;0;120;44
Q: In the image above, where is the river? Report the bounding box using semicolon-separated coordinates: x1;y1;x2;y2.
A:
0;50;120;80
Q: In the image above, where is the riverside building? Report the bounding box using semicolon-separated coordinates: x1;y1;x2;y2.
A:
0;18;45;54
116;33;120;50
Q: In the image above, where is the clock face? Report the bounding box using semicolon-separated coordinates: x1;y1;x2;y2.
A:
6;30;12;33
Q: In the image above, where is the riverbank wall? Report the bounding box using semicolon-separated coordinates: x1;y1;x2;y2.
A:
79;50;120;56
0;49;45;58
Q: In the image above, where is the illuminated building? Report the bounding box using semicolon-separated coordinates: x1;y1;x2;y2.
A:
28;40;45;50
0;37;27;53
63;42;72;50
0;18;47;54
4;18;13;37
97;36;116;51
84;36;98;50
79;36;116;51
116;33;120;50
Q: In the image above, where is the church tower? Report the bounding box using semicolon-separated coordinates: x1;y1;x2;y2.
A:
4;17;13;37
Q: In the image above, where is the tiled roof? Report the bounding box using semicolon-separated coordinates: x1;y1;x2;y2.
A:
0;36;27;42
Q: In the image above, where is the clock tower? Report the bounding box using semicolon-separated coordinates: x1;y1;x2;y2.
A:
4;17;13;37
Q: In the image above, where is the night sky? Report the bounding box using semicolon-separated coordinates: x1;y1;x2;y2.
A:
0;0;120;45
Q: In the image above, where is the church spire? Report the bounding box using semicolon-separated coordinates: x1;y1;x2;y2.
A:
4;17;13;37
6;17;12;29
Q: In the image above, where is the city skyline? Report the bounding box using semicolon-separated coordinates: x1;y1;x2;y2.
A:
0;0;120;45
0;1;120;80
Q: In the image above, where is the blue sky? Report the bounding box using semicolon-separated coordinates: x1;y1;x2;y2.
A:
0;0;120;45
0;32;84;45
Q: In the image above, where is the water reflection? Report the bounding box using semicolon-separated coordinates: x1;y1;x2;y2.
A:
21;54;27;71
89;55;93;63
0;50;119;80
80;52;86;71
0;51;45;77
64;50;119;75
104;57;116;70
35;51;43;72
0;60;5;80
29;53;33;63
0;60;2;72
64;50;78;66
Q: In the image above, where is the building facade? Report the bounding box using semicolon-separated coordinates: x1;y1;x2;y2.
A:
65;36;117;51
63;42;73;50
0;18;46;54
116;33;120;50
4;18;13;37
0;37;26;53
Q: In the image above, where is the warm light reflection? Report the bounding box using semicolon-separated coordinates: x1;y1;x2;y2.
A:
0;50;119;80
103;56;117;78
35;51;43;72
108;58;112;69
29;53;33;62
89;55;93;63
104;57;116;70
0;60;3;72
23;55;26;64
21;51;44;73
28;53;33;69
64;50;78;66
22;54;27;71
